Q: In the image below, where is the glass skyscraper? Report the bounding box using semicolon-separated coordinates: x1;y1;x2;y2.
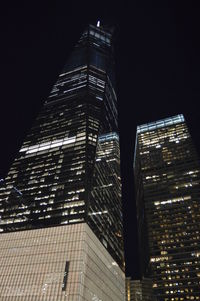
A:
134;114;200;301
0;23;125;300
126;277;156;301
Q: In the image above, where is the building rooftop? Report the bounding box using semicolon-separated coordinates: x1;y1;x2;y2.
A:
137;114;185;134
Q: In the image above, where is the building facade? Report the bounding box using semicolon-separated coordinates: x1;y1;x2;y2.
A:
134;115;200;300
0;223;124;300
0;23;125;300
126;277;156;301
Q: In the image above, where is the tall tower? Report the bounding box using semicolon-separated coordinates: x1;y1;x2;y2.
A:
0;23;125;300
126;277;156;301
134;115;200;301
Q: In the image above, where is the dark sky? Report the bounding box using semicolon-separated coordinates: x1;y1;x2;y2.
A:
1;1;200;279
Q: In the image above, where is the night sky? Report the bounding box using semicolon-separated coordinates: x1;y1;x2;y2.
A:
1;1;200;279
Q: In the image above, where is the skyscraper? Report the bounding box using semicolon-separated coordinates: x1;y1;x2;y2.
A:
126;277;156;301
0;23;125;300
134;114;200;300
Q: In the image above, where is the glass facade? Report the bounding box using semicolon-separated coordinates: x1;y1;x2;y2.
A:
0;24;123;270
134;115;200;300
126;277;156;301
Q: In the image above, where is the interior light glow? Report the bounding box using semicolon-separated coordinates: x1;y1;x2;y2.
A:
154;195;191;206
137;114;185;133
150;256;169;262
20;136;76;154
89;210;108;215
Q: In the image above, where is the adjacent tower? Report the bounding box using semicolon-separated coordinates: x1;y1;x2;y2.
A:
126;277;156;301
134;115;200;300
0;23;125;300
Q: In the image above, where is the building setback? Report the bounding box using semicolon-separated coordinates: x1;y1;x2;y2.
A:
0;23;125;300
134;115;200;301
